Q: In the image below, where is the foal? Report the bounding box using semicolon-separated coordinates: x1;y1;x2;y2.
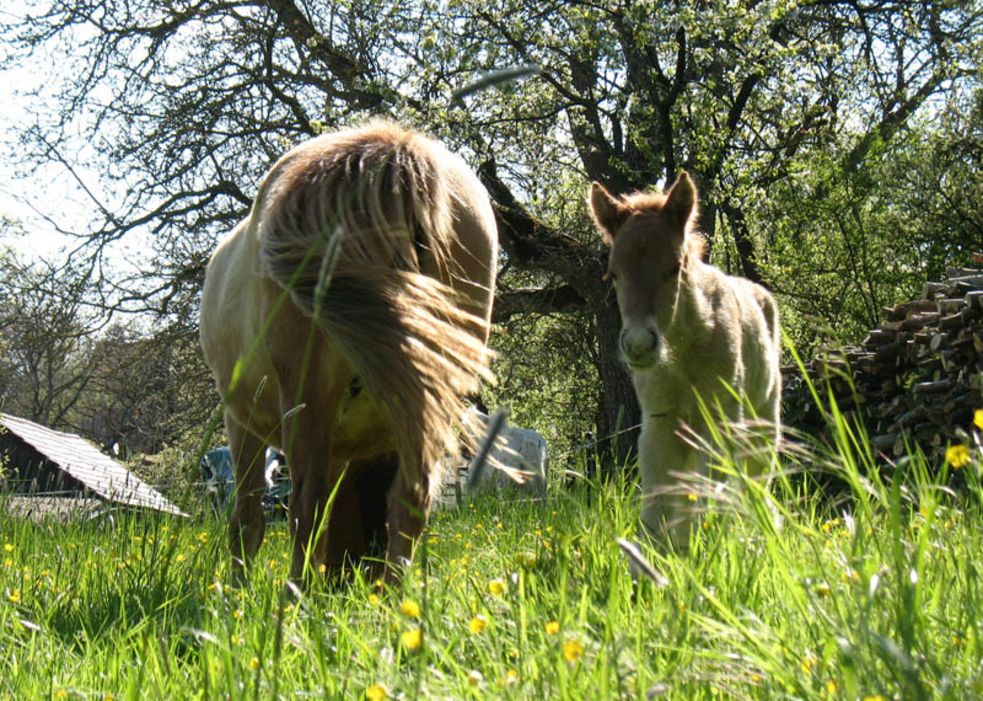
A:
589;172;781;550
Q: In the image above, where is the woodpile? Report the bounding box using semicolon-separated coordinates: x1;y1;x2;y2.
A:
783;262;983;461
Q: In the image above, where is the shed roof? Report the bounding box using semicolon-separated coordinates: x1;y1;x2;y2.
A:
0;413;186;517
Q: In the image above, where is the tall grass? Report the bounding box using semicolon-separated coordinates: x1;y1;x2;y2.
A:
2;402;981;699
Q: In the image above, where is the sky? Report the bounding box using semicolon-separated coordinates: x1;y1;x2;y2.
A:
0;3;117;263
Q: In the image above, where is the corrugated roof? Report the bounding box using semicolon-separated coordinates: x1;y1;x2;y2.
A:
0;413;186;517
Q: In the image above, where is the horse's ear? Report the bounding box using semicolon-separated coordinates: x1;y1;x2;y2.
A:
589;182;628;244
664;171;698;229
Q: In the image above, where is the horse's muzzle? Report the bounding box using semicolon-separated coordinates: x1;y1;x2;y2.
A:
620;327;659;368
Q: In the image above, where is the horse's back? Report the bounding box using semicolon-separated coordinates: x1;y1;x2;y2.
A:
201;121;497;468
727;274;781;415
200;217;284;431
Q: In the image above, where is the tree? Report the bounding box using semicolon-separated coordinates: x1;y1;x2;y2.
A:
3;0;980;468
0;251;103;426
73;322;216;456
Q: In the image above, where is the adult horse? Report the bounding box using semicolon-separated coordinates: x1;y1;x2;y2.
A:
589;172;781;551
200;122;497;583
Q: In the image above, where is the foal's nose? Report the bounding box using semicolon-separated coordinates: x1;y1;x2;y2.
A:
619;327;659;365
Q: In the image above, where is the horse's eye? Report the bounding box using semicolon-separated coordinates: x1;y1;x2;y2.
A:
664;263;681;280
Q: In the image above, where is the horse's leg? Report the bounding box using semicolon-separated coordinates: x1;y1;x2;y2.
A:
638;419;696;553
324;466;368;572
280;380;344;584
383;471;431;583
281;403;340;583
227;418;268;585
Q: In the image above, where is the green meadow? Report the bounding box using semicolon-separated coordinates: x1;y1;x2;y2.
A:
2;406;982;700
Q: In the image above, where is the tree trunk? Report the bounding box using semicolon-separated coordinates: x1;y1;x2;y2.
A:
722;202;763;284
592;292;640;474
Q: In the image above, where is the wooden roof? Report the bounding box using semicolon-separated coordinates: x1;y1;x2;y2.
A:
0;413;186;517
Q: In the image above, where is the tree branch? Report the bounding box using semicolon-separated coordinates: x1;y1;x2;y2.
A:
492;284;587;323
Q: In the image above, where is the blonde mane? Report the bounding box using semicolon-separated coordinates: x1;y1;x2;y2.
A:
621;190;707;261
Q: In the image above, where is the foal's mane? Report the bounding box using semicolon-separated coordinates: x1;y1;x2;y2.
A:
620;190;707;261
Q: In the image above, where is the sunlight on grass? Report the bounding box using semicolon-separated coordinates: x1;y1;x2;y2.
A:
1;392;982;698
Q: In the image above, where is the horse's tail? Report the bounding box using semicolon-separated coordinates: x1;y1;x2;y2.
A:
257;122;492;492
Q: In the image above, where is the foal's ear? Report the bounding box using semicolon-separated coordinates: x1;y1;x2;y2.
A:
588;182;628;244
663;171;698;229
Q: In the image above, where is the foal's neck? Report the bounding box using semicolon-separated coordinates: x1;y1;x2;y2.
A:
660;252;711;338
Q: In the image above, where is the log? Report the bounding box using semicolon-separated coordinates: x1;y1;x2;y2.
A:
936;298;966;314
947;273;983;288
939;308;971;331
913;379;951;393
864;329;897;346
929;333;948;352
783;262;982;469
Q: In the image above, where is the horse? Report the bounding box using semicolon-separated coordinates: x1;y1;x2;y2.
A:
588;172;781;550
200;121;498;583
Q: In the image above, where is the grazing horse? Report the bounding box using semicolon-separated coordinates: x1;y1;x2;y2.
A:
200;122;497;583
589;172;781;550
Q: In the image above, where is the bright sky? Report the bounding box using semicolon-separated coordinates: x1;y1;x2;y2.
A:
0;3;120;263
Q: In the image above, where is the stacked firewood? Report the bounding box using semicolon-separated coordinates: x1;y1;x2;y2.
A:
783;262;983;460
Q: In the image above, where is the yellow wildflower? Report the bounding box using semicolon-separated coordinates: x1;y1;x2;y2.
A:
814;582;832;597
515;551;537;568
365;683;389;701
545;620;560;635
487;578;507;596
862;696;886;701
562;638;584;664
800;653;818;675
249;656;260;670
401;627;423;651
7;590;21;604
841;568;861;584
499;669;519;687
974;409;983;431
368;593;380;606
686;493;698;502
469;614;488;634
53;691;67;700
3;558;12;568
3;543;12;552
400;599;421;619
946;444;971;469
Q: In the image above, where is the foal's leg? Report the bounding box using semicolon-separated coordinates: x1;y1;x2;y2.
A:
227;418;268;584
638;419;699;552
383;471;431;583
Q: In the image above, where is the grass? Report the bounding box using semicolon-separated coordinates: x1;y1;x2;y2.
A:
2;412;982;700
